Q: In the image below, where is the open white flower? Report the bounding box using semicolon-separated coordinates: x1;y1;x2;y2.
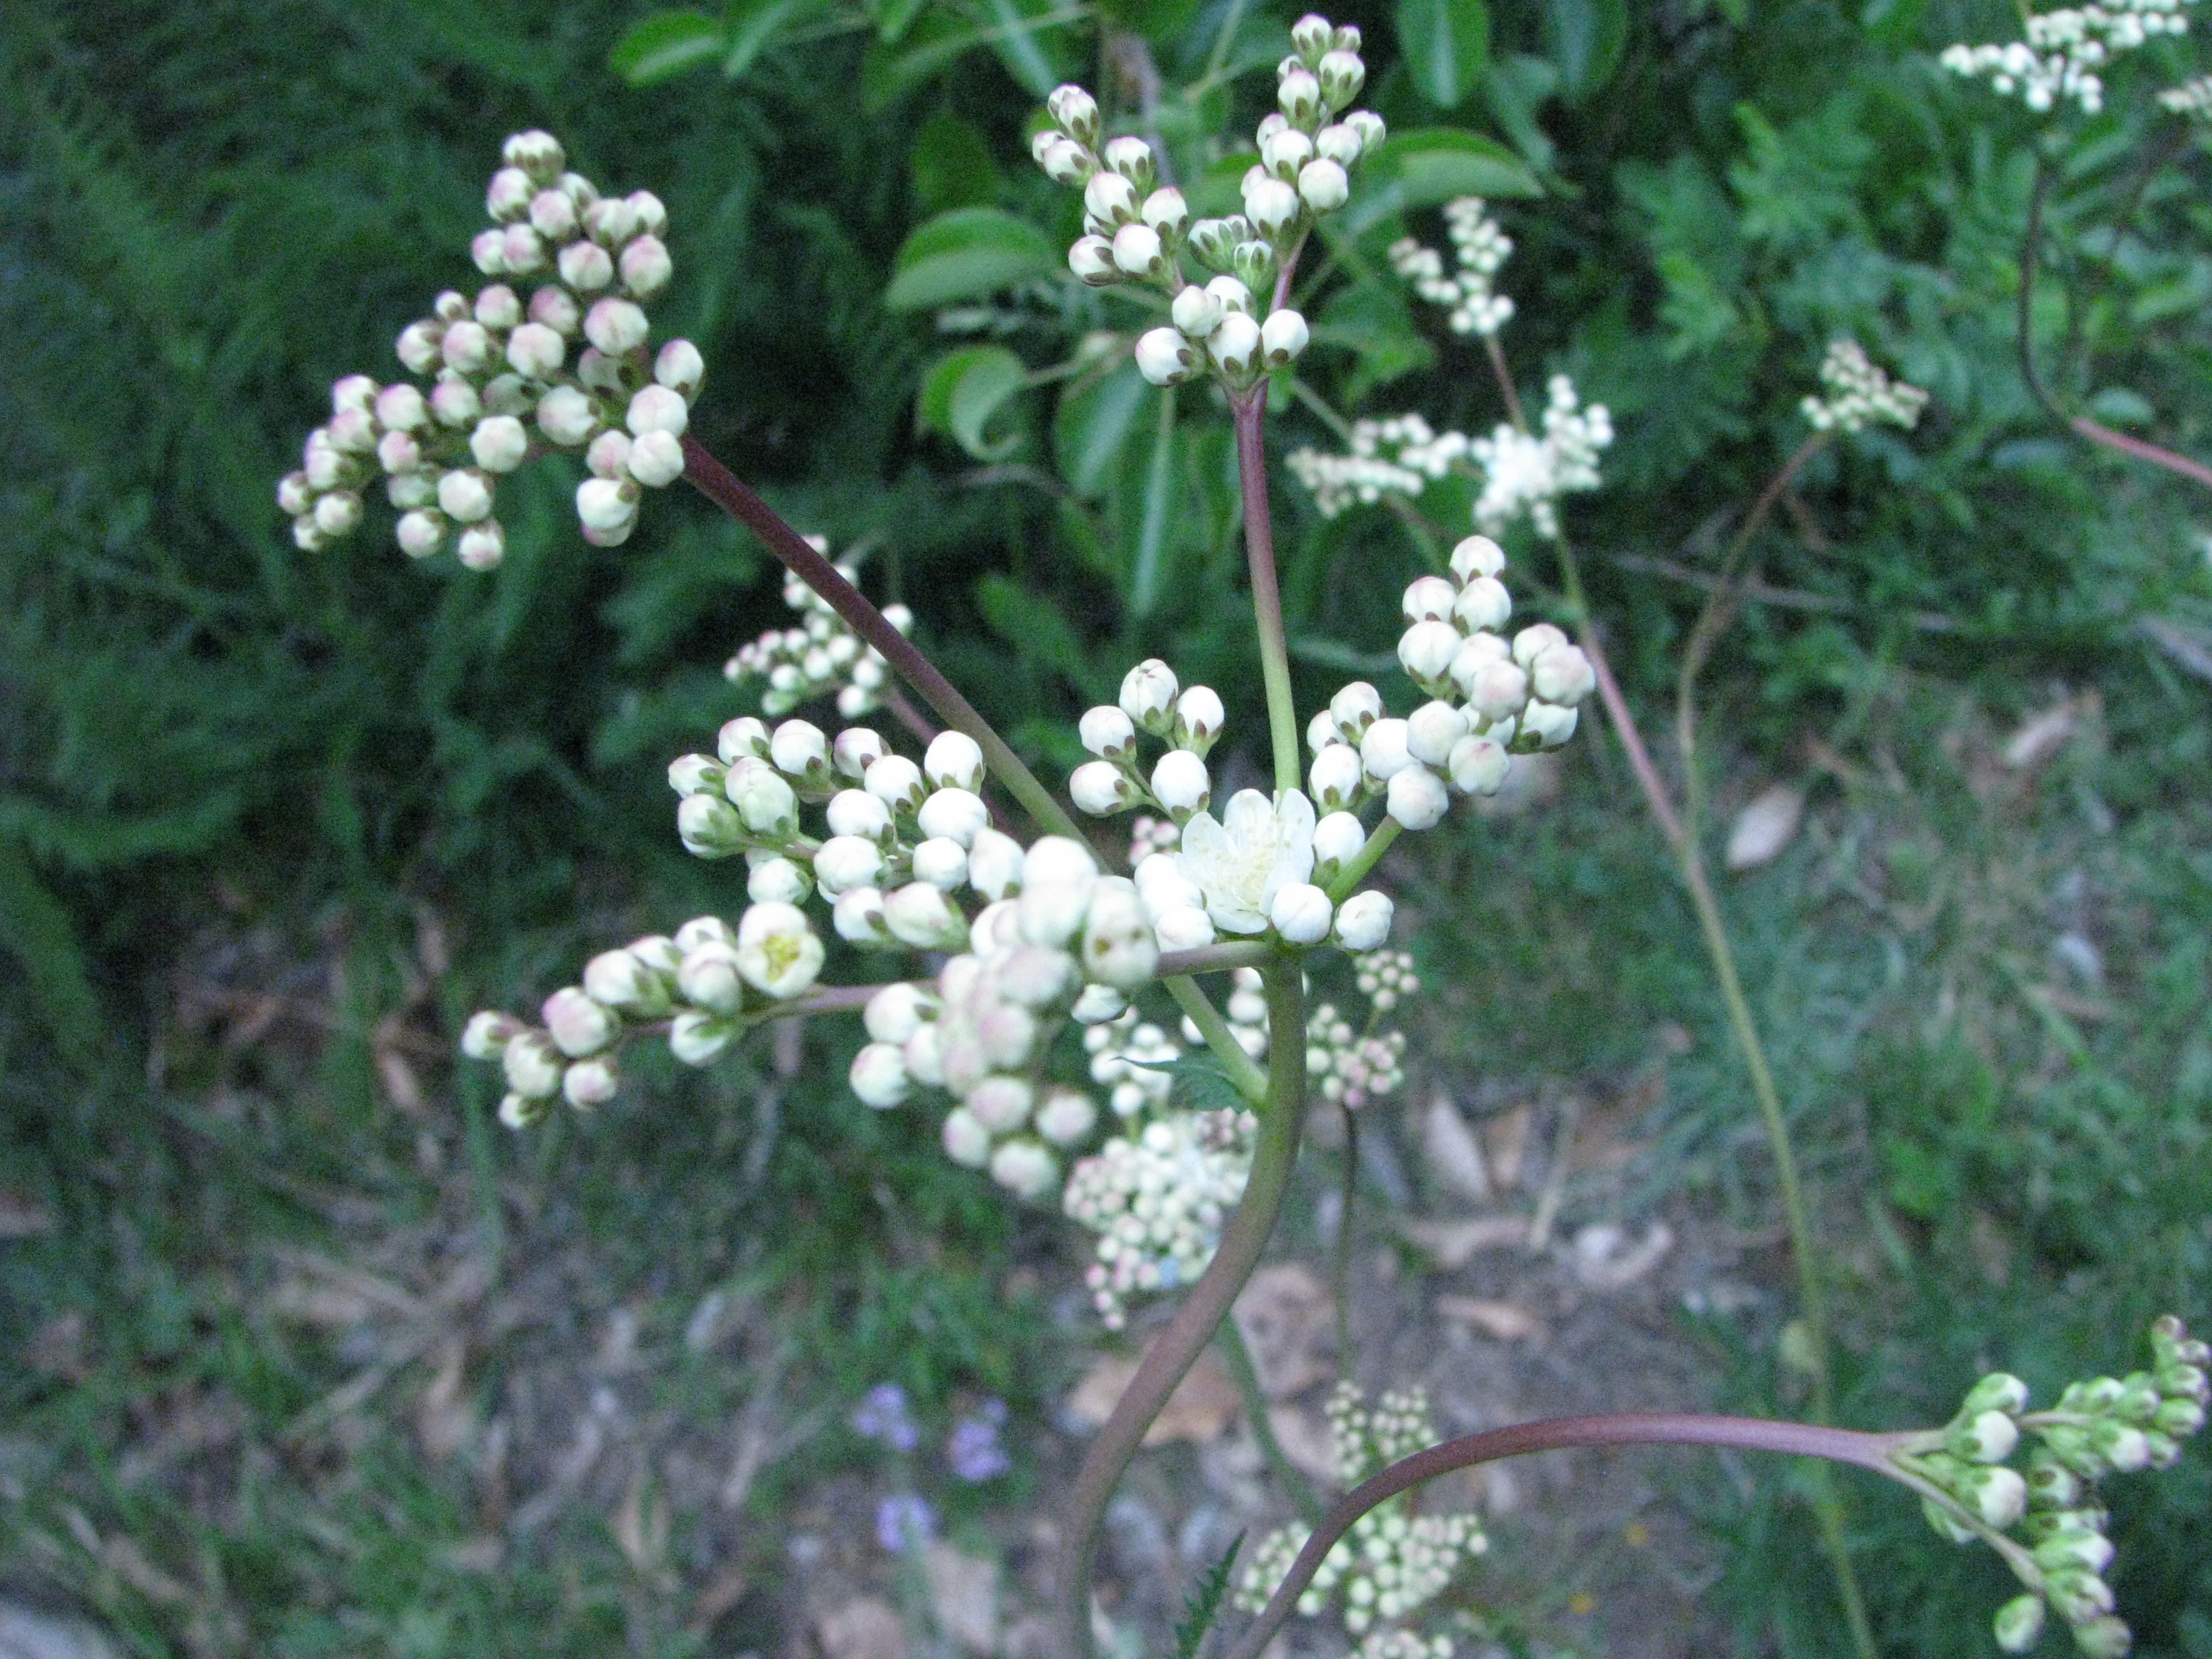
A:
1176;788;1317;935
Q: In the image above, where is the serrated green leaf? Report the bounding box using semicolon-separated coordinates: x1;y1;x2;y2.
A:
1395;0;1490;110
609;9;726;83
1338;127;1540;238
1174;1533;1244;1659
917;345;1029;459
883;207;1058;310
1054;362;1152;496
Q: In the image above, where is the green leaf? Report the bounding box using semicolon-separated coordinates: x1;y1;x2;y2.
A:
1540;0;1626;104
910;109;1006;214
1130;388;1178;616
1338;127;1540;239
1174;1533;1244;1659
722;0;805;78
609;9;727;83
916;345;1029;459
1311;279;1435;402
883;207;1058;309
1054;362;1153;497
0;840;99;1064
1395;0;1490;110
979;0;1073;97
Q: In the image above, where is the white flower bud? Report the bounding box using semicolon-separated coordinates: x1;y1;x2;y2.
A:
964;827;1023;901
470;415;529;473
1403;575;1457;623
1153;905;1216;951
1387;763;1450;830
312;491;363;536
620;189;664;237
733;900;824;998
828;886;886;945
769;718;829;779
1451;534;1506;581
562;1057;619;1109
1262;129;1314;180
625;384;688;439
583;195;635;247
369;386;425;438
1171;687;1225;754
1082;883;1160;990
1068;235;1120;285
376;430;423;475
559;239;615;291
480;373;531;417
1048;84;1101;145
1078;704;1136;760
989;1139;1059;1200
1448;734;1510;795
726;758;800;838
471;230;507;274
388;470;436;509
1071;761;1138;815
676;792;745;857
1070;985;1127;1026
1136;186;1187;241
1381;699;1460;778
1119;659;1180;731
530;283;581;335
1100;134;1153;185
588;431;637;484
627;430;684;487
1316;49;1365;111
1210;310;1262;376
1531;642;1597;705
654;338;704;399
1170;285;1223;340
462;1010;529;1061
1290;14;1333;59
1134;326;1193;386
575;476;639;532
1334;889;1394;951
1206;274;1254;317
1035;1088;1098;1145
456;520;506;570
1036;135;1097;186
1312;809;1365;872
668;1011;735;1066
917;787;989;848
884;882;969;950
850;1042;912;1108
619;234;672;298
1522;700;1578;748
746;855;811;907
1330;680;1384;739
534;385;596;446
1019;836;1100;947
438;320;491;376
1278;66;1322;124
1399;619;1461;688
1297;157;1349;212
1992;1595;2045;1655
1243;176;1300;237
915;731;981;796
911;836;969;890
672;940;744;1013
583;297;649;356
1360;717;1413;781
717;717;771;762
827;727;882;780
1271;881;1333;943
1084;170;1139;227
1151;749;1211;817
1260;308;1309;367
474;284;523;332
277;471;314;516
1512;621;1570;668
938;1105;989;1167
487;167;535;222
1309;743;1364;811
1315;122;1364;165
1345;109;1386;150
436;468;495;524
501;1031;565;1098
396;321;444;375
865;753;926;813
503;129;566;182
1109;222;1163;279
501;223;548;274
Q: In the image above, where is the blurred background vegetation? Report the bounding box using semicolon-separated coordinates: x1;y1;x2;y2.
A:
1;0;2208;1652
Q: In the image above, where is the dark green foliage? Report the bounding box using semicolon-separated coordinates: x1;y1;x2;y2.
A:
1174;1532;1242;1659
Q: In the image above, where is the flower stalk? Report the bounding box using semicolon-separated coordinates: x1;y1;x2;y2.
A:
1233;394;1305;797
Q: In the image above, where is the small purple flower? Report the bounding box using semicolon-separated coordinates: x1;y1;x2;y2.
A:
875;1491;935;1553
947;1399;1011;1483
851;1382;918;1452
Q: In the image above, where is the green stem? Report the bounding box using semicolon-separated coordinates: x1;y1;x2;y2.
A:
1054;960;1307;1659
680;438;1086;842
1158;940;1274;977
1217;1315;1326;1525
1334;1106;1357;1370
1163;973;1268;1104
1232;392;1303;797
1323;815;1401;903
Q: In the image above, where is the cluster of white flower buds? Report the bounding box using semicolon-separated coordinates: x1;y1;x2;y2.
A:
1070;657;1227;825
1801;339;1931;434
1356;1633;1455;1659
1898;1316;2207;1658
1940;1;2192;117
1031;15;1386;391
1238;1382;1487;1635
1307;1002;1406;1111
1354;949;1418;1012
279;131;701;565
1469;374;1612;537
2159;71;2212;112
1286;414;1467;518
1307;535;1595;832
724;544;912;718
1063;1097;1257;1329
1390;197;1515;338
460;911;823;1125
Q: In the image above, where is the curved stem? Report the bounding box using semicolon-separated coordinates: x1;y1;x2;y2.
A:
1217;1313;1325;1525
1233;393;1303;798
1163;973;1268;1103
1224;1414;1920;1659
1322;815;1401;903
680;438;1087;841
1158;940;1275;977
1054;960;1307;1659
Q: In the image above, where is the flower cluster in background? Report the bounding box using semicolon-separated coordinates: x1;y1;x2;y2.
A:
1389;197;1515;338
851;1384;1012;1555
1237;1382;1487;1645
1285;414;1467;518
1031;14;1387;390
1801;339;1930;434
2158;71;2212;111
1940;1;2194;116
725;548;913;718
1896;1317;2207;1657
1467;375;1612;537
1306;954;1412;1111
279;131;699;565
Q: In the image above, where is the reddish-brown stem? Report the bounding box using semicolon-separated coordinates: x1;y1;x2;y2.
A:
883;685;937;746
1231;396;1304;794
680;437;1084;841
1224;1414;1916;1659
2071;415;2212;491
1484;334;1526;430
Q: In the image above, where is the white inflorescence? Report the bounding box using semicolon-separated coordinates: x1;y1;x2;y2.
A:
1469;374;1613;537
725;544;914;718
1940;1;2194;116
1390;196;1516;337
1237;1382;1488;1635
1030;14;1387;392
2160;72;2212;112
1800;339;1931;434
277;131;701;566
1286;415;1467;518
